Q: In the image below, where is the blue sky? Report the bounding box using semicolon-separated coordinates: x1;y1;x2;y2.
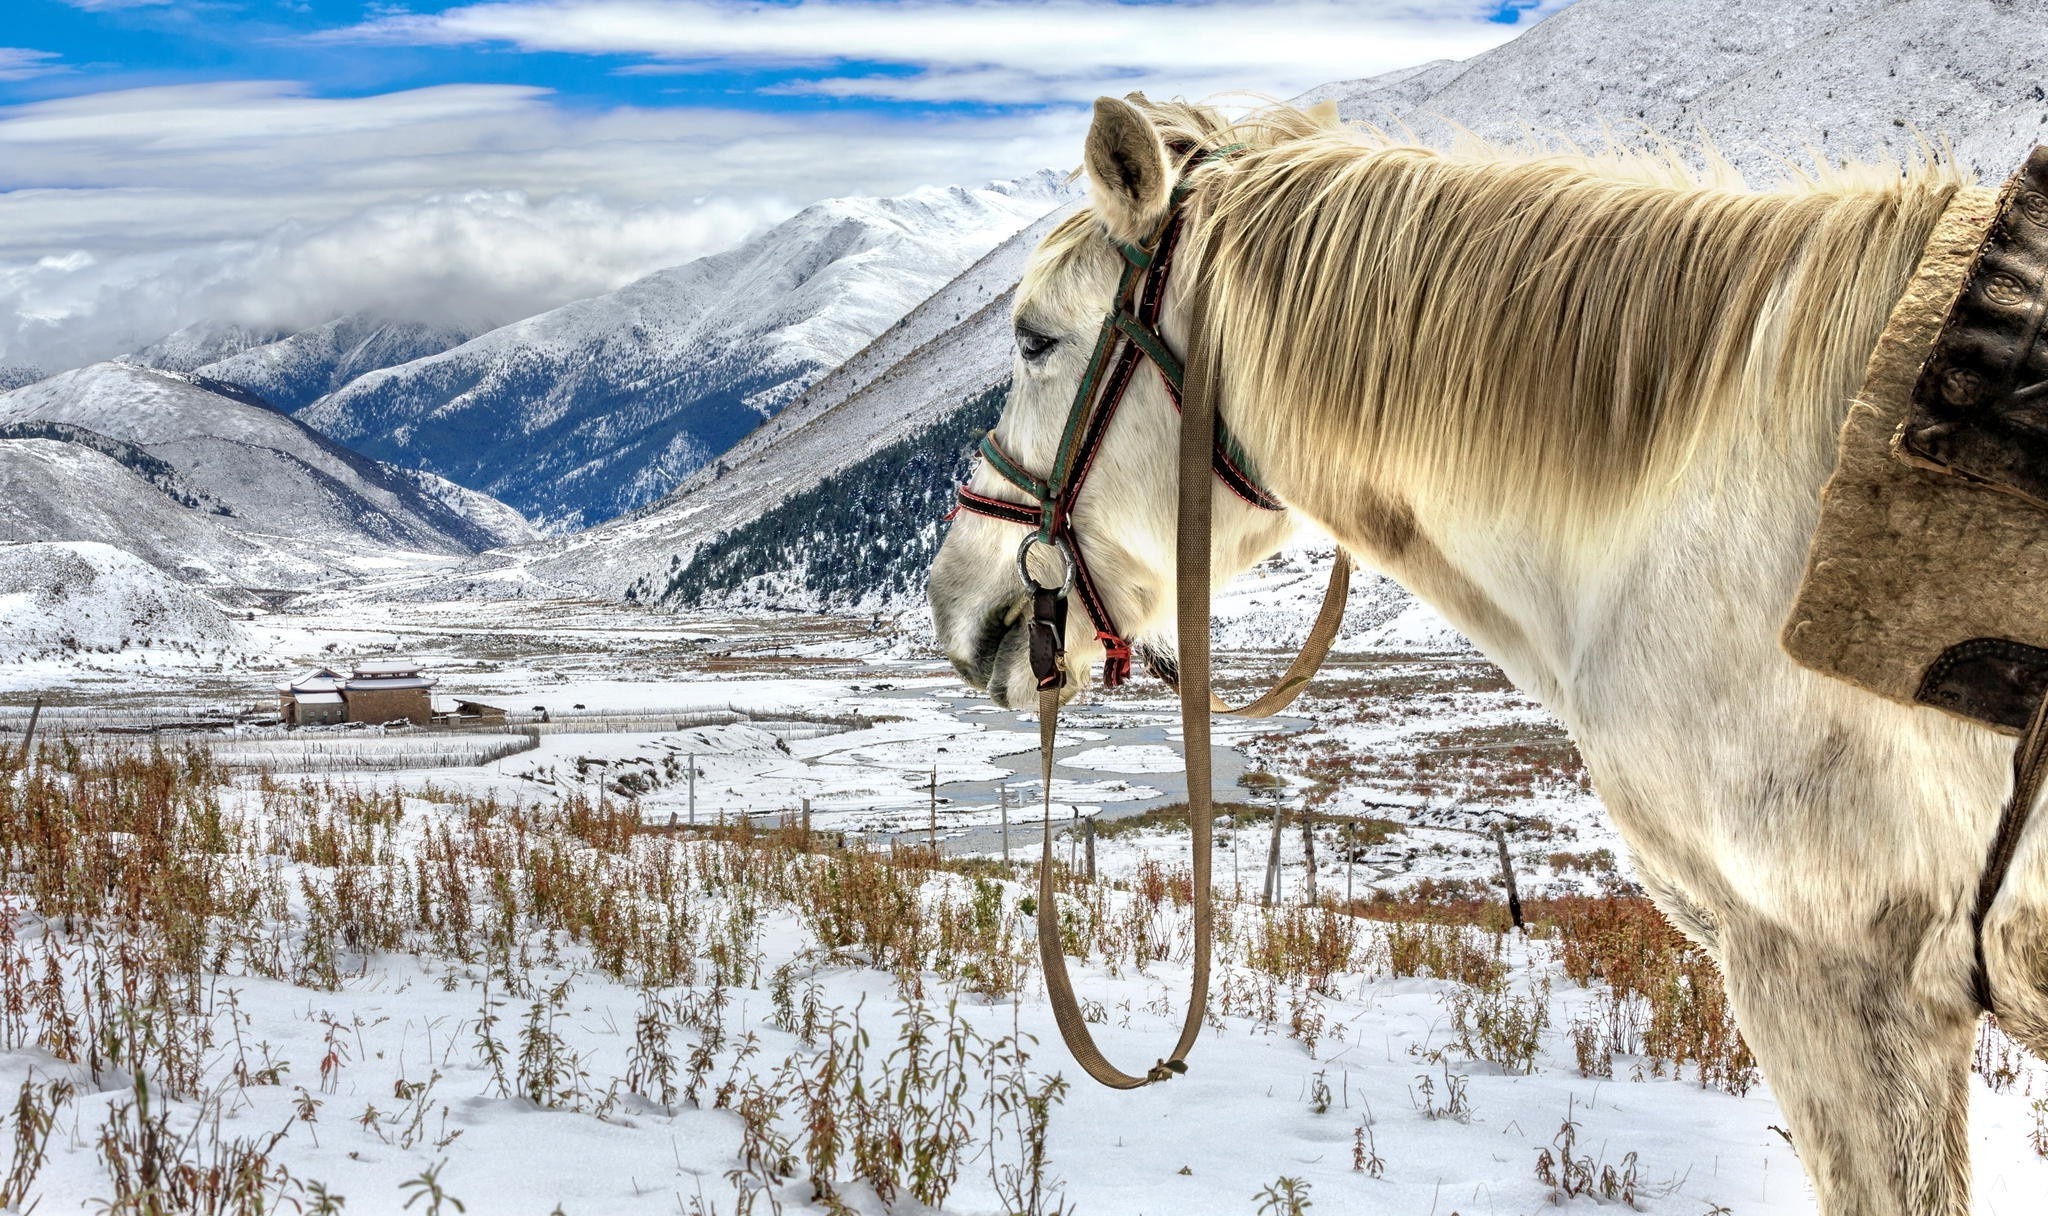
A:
0;0;1570;366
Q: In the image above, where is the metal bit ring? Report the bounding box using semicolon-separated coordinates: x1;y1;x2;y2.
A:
1015;534;1076;596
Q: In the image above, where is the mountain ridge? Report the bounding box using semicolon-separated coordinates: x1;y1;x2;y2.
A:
0;361;539;594
297;173;1074;531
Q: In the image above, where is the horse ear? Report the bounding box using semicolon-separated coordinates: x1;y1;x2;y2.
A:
1084;96;1172;244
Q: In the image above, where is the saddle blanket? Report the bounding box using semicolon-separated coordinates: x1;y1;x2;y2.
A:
1785;147;2048;733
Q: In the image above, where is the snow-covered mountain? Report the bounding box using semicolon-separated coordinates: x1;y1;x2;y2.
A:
514;0;2048;620
416;201;1083;602
197;314;475;414
126;321;289;373
1305;0;2044;183
0;362;540;593
0;366;43;392
0;541;255;662
298;174;1073;532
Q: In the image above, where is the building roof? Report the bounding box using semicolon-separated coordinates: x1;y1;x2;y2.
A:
345;675;436;691
352;658;424;676
276;666;343;694
292;691;344;705
454;699;506;713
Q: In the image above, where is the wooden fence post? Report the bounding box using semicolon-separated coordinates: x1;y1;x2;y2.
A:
1494;822;1525;930
687;753;697;826
18;697;41;772
1084;814;1096;881
1230;814;1241;901
999;783;1010;864
1344;822;1355;910
1300;813;1318;904
1263;805;1285;907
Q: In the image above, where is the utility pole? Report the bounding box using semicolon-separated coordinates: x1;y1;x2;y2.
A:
998;783;1010;864
801;796;811;841
1084;813;1096;881
928;765;938;856
687;753;697;827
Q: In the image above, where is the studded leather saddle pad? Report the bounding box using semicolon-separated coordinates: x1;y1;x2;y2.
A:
1785;147;2048;734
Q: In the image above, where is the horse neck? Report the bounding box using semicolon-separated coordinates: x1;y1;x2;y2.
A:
1216;156;1964;717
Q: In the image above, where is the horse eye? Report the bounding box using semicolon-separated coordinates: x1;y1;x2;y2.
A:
1016;328;1058;361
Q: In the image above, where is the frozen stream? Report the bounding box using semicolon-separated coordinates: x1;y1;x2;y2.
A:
828;686;1310;853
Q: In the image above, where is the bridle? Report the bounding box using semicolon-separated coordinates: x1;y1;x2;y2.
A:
952;171;1282;691
947;156;1353;1089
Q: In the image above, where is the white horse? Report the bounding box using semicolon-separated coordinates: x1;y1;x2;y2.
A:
928;95;2037;1215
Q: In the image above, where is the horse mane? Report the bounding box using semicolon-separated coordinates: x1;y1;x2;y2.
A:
1042;98;1974;532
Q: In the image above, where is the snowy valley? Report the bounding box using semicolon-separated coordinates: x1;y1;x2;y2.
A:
6;0;2048;1212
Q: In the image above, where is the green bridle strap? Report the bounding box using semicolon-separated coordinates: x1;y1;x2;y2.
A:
1112;312;1185;388
978;433;1050;500
983;145;1269;546
1043;253;1147;526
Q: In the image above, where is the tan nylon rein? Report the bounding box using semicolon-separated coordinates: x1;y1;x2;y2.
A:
1031;280;1351;1089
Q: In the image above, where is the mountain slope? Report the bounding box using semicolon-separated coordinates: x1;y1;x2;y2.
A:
300;175;1072;531
654;381;1009;612
0;541;256;661
443;200;1082;601
0;439;337;593
127;322;289;373
0;362;540;590
1305;0;2043;181
198;314;475;414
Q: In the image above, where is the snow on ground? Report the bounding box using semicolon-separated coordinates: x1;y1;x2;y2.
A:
4;596;2047;1213
5;769;2046;1216
0;541;257;664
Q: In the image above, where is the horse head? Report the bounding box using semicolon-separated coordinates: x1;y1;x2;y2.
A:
927;95;1297;708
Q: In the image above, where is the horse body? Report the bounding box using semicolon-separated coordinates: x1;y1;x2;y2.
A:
927;96;2048;1214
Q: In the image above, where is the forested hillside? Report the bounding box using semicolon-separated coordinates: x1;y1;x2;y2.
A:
652;382;1006;611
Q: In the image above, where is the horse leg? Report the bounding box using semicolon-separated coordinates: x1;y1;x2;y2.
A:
1715;915;1976;1216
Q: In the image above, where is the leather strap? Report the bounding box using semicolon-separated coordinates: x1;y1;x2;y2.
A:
1162;551;1349;719
953;173;1285;686
1033;268;1227;1089
1971;689;2048;1012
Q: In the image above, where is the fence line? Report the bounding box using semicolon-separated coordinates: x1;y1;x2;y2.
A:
165;728;542;773
0;703;871;741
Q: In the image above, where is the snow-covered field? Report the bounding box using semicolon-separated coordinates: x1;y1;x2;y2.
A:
3;596;2047;1215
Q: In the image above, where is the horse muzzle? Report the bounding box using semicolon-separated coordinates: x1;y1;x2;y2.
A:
944;596;1095;710
943;596;1026;700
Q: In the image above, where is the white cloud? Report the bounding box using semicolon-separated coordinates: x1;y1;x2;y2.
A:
333;0;1540;105
0;49;66;83
0;190;786;367
3;1;1567;369
0;82;1081;367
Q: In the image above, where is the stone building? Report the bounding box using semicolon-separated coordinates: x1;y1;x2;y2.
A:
277;659;437;726
277;668;346;726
